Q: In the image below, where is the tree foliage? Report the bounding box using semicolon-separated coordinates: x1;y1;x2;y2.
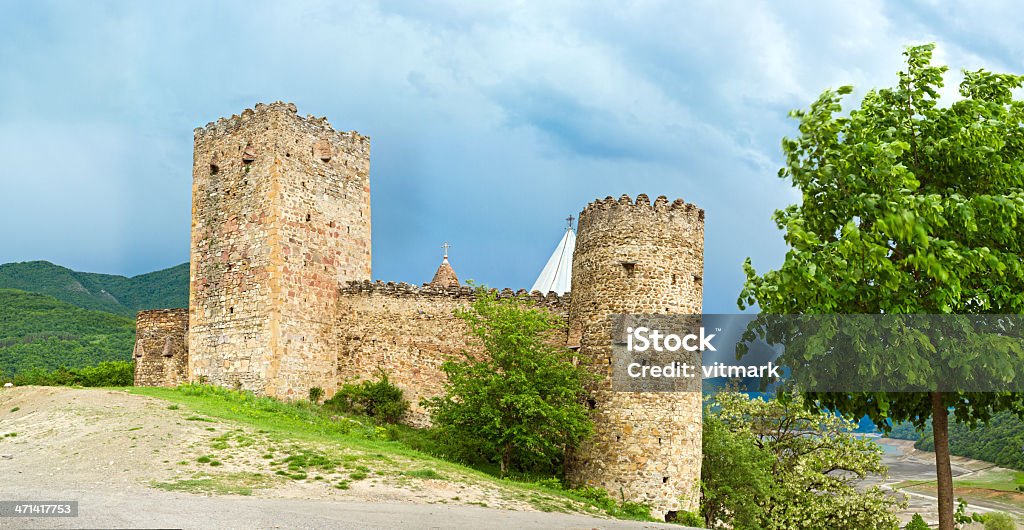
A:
702;393;902;530
423;287;593;477
0;289;135;376
6;360;135;387
739;44;1024;529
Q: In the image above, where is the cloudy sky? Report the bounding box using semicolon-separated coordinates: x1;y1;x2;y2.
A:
2;1;1022;312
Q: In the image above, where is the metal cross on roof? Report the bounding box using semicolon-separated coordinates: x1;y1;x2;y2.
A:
441;241;450;259
566;215;575;229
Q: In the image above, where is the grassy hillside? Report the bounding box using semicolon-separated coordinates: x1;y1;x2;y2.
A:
0;289;135;376
0;261;188;317
129;384;657;520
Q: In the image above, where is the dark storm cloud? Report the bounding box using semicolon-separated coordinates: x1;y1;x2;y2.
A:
1;0;1022;312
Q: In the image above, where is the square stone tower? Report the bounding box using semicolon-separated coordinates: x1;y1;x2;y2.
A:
188;102;371;398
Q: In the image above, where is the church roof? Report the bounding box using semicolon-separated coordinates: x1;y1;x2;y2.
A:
530;226;575;295
430;257;460;288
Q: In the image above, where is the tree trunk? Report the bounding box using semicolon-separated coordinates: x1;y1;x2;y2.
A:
500;442;512;478
931;391;954;530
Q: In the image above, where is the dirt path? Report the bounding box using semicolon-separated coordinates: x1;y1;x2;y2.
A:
0;386;687;529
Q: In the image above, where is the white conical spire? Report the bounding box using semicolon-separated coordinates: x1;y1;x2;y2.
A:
531;220;575;295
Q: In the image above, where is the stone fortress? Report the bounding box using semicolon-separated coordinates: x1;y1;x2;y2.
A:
131;101;705;520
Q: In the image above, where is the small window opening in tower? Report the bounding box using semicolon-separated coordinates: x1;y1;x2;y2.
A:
662;476;669;484
229;307;234;314
306;213;311;222
242;142;256;163
693;274;703;285
621;261;636;276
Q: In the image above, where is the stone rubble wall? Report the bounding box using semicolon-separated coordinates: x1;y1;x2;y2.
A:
133;308;189;387
565;194;704;522
336;280;569;426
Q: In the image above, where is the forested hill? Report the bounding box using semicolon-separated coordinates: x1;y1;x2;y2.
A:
889;413;1024;471
0;289;136;376
0;261;188;317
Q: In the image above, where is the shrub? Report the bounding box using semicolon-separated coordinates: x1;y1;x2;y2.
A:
308;386;325;404
10;361;133;387
325;371;408;424
905;514;929;530
672;510;704;527
984;513;1016;530
701;393;902;529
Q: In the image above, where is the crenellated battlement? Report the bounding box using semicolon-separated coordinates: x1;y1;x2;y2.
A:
577;194;703;233
581;194;700;216
340;279;569;311
193;101;369;147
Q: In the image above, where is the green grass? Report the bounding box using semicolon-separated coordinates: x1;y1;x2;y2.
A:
953;469;1024;492
127;384;656;522
152;472;272;496
894;469;1024;493
9;407;19;413
403;469;445;480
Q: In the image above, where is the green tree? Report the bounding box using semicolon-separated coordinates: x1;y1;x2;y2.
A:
701;410;774;529
705;393;901;530
423;287;593;477
740;44;1024;529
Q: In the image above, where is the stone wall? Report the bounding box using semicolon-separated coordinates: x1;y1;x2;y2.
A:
188;102;371;399
565;194;704;522
336;280;568;426
133;309;189;387
150;101;708;519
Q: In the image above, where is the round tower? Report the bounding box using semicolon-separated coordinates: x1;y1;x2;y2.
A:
565;194;704;521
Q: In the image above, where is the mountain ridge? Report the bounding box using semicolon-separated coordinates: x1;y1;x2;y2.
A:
0;260;188;317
